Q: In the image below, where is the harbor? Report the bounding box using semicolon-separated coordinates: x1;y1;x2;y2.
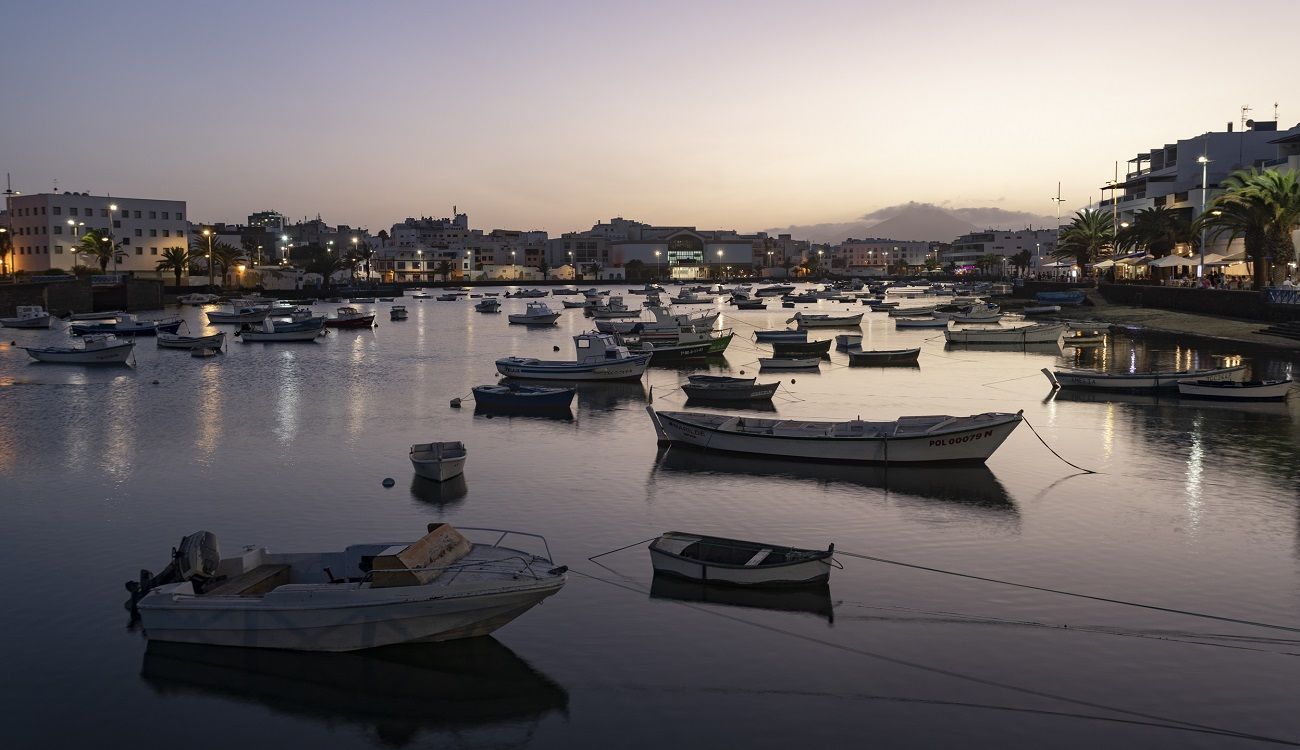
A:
2;286;1299;747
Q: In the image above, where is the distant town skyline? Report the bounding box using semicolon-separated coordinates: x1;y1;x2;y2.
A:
3;0;1297;236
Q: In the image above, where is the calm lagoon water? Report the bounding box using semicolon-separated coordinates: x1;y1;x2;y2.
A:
1;289;1298;748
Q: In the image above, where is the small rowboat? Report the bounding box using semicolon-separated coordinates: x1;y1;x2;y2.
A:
649;532;835;587
682;376;779;402
835;334;863;350
787;312;864;328
759;357;821;371
734;299;767;310
848;347;920;366
409;442;468;482
1177;378;1292;401
771;338;832;357
472;382;576;410
944;324;1064;345
157;332;225;349
23;334;135;364
1044;364;1246;392
753;329;807;343
864;300;899;309
894;317;948;329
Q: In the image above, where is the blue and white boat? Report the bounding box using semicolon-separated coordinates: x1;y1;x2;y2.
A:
472;382;577;409
496;332;651;381
1035;290;1087;306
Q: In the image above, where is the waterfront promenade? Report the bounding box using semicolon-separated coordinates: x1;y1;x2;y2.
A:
1064;296;1300;352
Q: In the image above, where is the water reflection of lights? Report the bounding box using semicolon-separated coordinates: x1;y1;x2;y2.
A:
274;350;300;445
1185;414;1205;534
194;361;223;466
101;374;138;481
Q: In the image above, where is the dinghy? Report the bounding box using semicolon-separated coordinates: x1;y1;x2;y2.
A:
157;332;226;350
758;357;821;371
472;382;576;410
894;317;948;329
24;334;134;364
409;442;468;482
647;408;1022;464
944;324;1064;345
771;339;832;357
787;312;863;328
753;329;807;343
835;334;863;350
649;532;835;587
1177;378;1291;401
847;347;921;366
1043;364;1246;392
681;376;779;402
207;306;270;324
238;318;325;342
124;524;566;652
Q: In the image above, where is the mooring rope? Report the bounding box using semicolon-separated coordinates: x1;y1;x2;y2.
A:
1020;414;1099;474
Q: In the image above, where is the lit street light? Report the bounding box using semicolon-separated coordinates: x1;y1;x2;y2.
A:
716;249;723;281
203;228;214;288
1197;154;1211;279
654;249;661;280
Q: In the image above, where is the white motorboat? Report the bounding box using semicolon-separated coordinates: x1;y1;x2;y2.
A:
238;318;325;342
648;307;718;331
207;306;270;324
758;357;821;371
389;305;409;321
125;524;567;652
507;302;561;326
649;532;834;587
753;329;807;343
937;303;1001;323
835;334;863;350
0;305;51;329
944;323;1064;345
178;293;219;306
157;332;226;350
475;299;501;313
588;296;639;319
24;334;134;364
1043;364;1246;392
786;312;863;328
1177;378;1292;401
496;332;652;381
409;442;468;482
647;408;1023;464
894;317;948;329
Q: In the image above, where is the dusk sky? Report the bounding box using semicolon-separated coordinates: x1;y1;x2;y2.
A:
3;0;1298;236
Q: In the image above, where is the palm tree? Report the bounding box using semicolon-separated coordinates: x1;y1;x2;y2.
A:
1116;206;1193;258
1009;249;1032;277
1201;168;1300;287
0;229;11;276
976;254;1002;277
351;241;375;281
1053;208;1114;271
78;228;122;272
435;260;454;281
209;242;244;288
305;252;347;290
156;247;191;288
538;258;550;280
583;262;601;281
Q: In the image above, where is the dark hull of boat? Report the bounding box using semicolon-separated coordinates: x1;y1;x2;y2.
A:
771;339;832;357
848;349;920;366
325;316;376;328
472;387;576;409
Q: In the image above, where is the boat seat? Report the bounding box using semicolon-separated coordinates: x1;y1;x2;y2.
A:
744;549;773;567
205;564;291;597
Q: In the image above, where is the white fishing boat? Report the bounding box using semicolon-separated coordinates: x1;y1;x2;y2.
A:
475;299;501;313
894;317;948;329
238;318;324;342
409;442;468;482
178;293;219;306
1043;364;1246;392
207;306;270;324
561;298;597;309
1176;378;1292;401
496;332;652;380
648;307;719;331
786;312;863;328
649;532;834;587
944;323;1064;345
507;302;561;326
0;305;51;329
755;284;796;297
934;303;1000;322
157;332;226;350
124;524;567;652
759;357;821;371
647;408;1023;464
24;334;135;364
681;376;779;402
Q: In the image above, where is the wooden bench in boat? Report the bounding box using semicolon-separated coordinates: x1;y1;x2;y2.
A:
371;523;473;588
205;564;291;597
744;548;773;566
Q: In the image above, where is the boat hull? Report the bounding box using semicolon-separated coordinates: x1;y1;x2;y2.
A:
1;316;51;329
411;455;467;482
207;311;269;324
324;316;375;329
648;409;1021;464
138;580;564;652
240;329;322;342
507;314;561;325
682;382;779;401
650;548;830;587
1176;379;1292;401
1046;365;1246;392
848;349;921;366
495;355;650;381
24;343;134;364
945;325;1064;345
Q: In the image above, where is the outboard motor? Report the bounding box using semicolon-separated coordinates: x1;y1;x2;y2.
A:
124;531;220;619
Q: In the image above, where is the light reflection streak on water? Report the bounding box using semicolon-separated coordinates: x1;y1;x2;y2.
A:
1185;413;1205;534
194;358;223;467
345;335;369;438
101;374;138;482
274;349;299;446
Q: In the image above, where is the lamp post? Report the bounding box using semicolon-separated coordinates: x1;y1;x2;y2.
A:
351;237;360;280
654;249;661;280
817;249;825;278
716;249;723;281
416;249;423;283
106;203;118;276
510;250;516;280
202;229;214;288
1197;154;1211;279
0;226;7;277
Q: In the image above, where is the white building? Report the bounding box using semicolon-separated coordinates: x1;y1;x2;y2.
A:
548;218;758;279
3;191;187;273
946;229;1059;271
833;238;934;276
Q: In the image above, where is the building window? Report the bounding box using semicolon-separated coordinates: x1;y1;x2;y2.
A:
176;212;183;220
100;209;108;217
120;209;128;218
136;248;143;255
113;220;121;228
53;207;61;215
150;229;157;237
161;211;169;219
70;207;78;216
55;246;62;254
163;229;170;237
54;226;62;235
149;211;156;219
133;211;141;218
135;229;142;237
150;248;158;255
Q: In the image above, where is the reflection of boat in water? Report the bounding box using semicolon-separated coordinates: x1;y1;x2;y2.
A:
1048;386;1294;416
409;473;469;506
656;447;1014;509
945;340;1063;355
141;637;568;747
649;574;834;623
500;378;645;411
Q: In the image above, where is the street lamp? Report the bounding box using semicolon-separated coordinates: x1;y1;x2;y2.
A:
0;226;7;277
1197;154;1211;279
654;249;661;279
817;249;824;278
202;228;214;287
510;250;517;280
716;249;723;281
107;203;118;276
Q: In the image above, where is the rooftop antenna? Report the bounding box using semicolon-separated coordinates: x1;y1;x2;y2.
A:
4;173;16;196
1240;105;1252;130
1274;102;1280;121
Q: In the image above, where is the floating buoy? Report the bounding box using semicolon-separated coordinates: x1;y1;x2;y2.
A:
790;379;796;384
450;397;462;408
382;478;395;488
553;345;560;351
152;380;160;385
